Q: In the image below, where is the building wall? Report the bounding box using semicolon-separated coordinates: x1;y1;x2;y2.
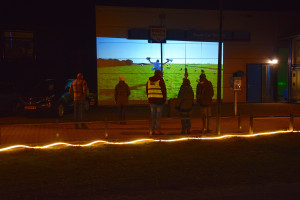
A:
0;1;98;93
96;6;300;102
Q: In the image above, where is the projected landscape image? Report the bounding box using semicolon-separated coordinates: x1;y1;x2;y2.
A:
97;37;223;105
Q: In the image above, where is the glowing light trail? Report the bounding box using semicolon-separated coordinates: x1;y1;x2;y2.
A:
0;130;299;152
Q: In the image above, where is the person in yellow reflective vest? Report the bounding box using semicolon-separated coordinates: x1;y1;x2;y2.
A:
146;70;167;135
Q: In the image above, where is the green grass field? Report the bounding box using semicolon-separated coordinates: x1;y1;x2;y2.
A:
98;64;223;104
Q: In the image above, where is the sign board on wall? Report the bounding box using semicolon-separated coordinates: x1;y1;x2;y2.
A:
149;27;166;43
128;28;250;42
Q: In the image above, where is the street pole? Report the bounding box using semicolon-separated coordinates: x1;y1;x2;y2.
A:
216;0;223;135
234;90;237;116
159;13;165;74
161;42;163;73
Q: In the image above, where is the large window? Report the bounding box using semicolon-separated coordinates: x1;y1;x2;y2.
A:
97;37;223;105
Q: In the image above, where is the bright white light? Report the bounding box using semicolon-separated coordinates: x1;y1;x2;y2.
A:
268;59;278;64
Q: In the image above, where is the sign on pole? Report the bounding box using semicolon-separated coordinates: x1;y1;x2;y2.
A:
149;27;166;43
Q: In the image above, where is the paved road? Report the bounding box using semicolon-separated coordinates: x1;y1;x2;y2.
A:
0;103;300;147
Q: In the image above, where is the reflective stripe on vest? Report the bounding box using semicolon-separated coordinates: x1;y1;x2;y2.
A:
147;80;163;98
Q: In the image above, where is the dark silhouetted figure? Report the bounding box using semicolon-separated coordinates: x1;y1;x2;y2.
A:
69;73;88;129
196;71;214;133
175;78;194;134
114;76;130;124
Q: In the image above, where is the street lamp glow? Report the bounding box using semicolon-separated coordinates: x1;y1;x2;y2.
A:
269;59;278;64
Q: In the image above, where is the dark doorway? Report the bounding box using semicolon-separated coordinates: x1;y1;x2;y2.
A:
262;64;277;102
247;64;277;103
247;64;262;102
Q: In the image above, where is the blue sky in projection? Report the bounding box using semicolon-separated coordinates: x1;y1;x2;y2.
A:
97;37;222;64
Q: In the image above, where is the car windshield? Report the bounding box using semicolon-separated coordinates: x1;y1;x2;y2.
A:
64;79;74;92
32;80;56;96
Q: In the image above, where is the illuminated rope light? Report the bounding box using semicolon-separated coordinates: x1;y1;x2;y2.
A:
0;130;299;152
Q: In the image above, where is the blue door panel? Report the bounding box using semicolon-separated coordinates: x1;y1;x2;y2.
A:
247;64;262;102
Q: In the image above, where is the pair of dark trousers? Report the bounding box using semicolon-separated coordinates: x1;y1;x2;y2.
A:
202;115;211;131
180;112;191;134
74;100;85;123
150;103;164;130
118;105;126;121
200;106;211;131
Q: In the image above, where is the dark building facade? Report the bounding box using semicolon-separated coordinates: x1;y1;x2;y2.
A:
0;0;97;93
1;1;300;104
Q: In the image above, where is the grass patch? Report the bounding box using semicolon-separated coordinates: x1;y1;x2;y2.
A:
1;133;300;199
98;64;223;103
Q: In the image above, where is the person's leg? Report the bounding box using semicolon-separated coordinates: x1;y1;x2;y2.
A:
203;107;209;132
119;105;126;124
202;116;207;132
122;105;126;123
150;104;157;132
118;105;122;121
181;119;186;134
80;100;87;128
200;106;206;132
207;106;212;132
186;113;191;134
180;112;190;134
180;112;186;134
78;100;83;127
74;100;79;128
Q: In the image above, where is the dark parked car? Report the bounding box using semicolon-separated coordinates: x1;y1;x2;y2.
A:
0;81;21;116
20;79;89;117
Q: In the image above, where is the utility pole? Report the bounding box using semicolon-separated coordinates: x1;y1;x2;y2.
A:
216;0;223;135
159;13;165;73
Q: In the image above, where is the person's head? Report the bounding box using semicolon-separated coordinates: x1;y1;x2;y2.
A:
119;76;125;81
154;70;163;77
200;73;206;82
182;78;190;85
77;73;84;80
156;59;160;62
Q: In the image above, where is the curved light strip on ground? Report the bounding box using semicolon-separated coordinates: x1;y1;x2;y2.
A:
0;130;299;152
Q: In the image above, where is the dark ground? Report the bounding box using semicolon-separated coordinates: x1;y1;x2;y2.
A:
0;103;300;199
0;132;300;199
1;102;300;146
1;102;300;124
